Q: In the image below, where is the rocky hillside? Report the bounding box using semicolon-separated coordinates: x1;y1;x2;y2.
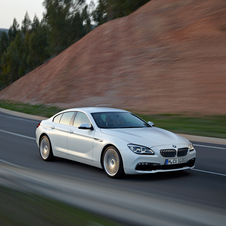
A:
1;0;226;115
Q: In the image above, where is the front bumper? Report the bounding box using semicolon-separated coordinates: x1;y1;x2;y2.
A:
121;145;196;174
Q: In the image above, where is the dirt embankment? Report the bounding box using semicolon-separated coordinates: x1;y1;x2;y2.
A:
1;0;226;115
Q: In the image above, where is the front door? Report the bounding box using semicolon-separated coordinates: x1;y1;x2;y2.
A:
67;112;94;163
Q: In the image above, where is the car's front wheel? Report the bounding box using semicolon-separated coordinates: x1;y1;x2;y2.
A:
39;135;54;161
103;146;124;178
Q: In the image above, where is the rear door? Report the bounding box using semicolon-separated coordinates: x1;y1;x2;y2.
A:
49;111;76;157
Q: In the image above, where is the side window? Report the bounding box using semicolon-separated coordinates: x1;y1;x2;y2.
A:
73;112;91;127
53;114;62;123
60;112;75;125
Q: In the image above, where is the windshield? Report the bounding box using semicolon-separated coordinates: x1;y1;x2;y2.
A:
91;112;150;129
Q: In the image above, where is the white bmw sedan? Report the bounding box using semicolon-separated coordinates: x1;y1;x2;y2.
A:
36;107;196;178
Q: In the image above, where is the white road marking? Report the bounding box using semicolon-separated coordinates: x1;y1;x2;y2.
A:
0;129;36;140
194;144;226;150
192;169;226;177
0;113;38;122
0;159;25;168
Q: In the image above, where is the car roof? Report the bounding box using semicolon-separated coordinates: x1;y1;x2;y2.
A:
63;107;129;114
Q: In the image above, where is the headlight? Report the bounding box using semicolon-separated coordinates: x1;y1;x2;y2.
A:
128;144;155;155
188;142;195;152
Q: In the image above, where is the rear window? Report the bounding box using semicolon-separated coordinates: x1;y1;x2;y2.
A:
53;112;75;125
53;114;62;123
60;112;75;125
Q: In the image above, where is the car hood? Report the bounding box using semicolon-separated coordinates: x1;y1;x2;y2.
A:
100;127;187;147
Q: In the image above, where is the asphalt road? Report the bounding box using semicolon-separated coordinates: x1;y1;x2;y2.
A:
0;111;226;226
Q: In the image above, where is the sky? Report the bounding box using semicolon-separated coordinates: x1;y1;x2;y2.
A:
0;0;96;29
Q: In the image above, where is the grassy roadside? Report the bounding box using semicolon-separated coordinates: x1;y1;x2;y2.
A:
0;100;226;138
0;100;61;118
0;185;121;226
137;113;226;139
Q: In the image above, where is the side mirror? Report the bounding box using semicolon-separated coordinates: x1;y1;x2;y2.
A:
78;123;93;130
148;121;154;127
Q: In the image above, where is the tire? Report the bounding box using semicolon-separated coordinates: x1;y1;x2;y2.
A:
39;135;54;161
103;146;124;178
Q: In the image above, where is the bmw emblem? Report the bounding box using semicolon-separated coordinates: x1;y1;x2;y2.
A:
172;145;177;148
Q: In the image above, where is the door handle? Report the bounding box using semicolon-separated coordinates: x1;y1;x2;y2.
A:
51;126;55;129
69;130;73;134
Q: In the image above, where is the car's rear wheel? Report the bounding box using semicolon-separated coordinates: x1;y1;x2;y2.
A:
103;146;124;178
39;135;54;161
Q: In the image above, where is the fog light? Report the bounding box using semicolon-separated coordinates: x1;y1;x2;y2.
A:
135;162;161;171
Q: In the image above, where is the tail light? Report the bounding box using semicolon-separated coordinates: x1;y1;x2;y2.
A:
37;122;41;128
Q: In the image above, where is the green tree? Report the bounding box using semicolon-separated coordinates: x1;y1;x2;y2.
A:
82;5;92;34
27;20;49;70
43;0;87;55
1;31;26;84
92;0;151;26
8;18;20;43
21;13;33;76
0;32;9;55
92;0;107;26
21;12;31;35
0;32;9;89
31;15;40;32
1;0;96;88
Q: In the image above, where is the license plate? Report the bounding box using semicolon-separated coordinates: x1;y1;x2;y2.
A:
165;158;185;165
